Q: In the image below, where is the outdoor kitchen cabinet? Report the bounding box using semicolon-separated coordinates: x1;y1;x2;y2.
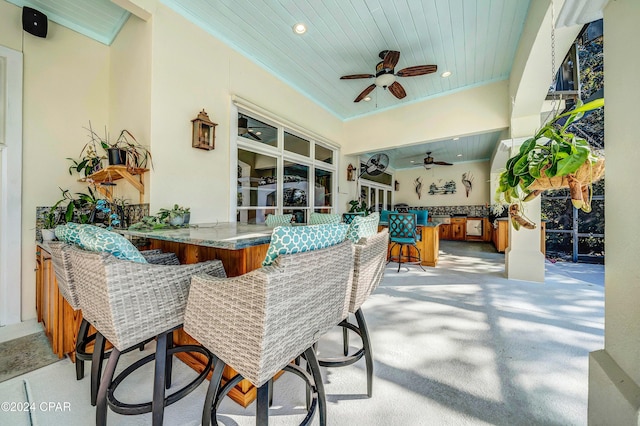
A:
451;217;466;241
438;224;451;240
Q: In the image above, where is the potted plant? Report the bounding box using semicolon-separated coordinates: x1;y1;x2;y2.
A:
495;98;605;229
67;123;106;178
348;198;370;215
102;129;153;170
158;204;190;226
68;123;153;176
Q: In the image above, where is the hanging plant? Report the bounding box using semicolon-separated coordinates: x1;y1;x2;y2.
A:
495;98;604;230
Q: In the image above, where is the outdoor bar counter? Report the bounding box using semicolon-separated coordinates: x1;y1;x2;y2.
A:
119;223;275;407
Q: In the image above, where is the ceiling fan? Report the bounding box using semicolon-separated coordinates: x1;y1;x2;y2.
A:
340;50;437;102
422;152;452;170
238;116;262;140
360;153;389;178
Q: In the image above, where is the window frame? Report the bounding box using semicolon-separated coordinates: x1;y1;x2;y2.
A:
231;100;338;224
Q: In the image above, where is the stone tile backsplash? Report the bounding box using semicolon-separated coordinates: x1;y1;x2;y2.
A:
395;204;489;217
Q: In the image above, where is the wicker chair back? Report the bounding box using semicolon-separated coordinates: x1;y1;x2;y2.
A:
48;242;81;310
184;240;354;387
349;229;389;313
67;245;226;351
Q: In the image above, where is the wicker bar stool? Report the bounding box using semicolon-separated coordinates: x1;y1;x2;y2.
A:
48;242;180;406
67;244;226;426
316;229;388;397
184;240;354;426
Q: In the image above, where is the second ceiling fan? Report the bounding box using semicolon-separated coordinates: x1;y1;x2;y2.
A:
340;50;437;102
422;152;452;170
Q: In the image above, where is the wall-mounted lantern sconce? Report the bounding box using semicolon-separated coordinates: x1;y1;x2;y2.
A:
347;163;356;181
394;180;399;191
191;109;217;150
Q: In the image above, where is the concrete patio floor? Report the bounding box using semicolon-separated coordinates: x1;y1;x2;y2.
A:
0;240;604;425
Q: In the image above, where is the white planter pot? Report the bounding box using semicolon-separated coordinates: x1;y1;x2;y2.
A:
41;229;56;242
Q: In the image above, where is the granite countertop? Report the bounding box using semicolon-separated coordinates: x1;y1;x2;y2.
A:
118;222;274;250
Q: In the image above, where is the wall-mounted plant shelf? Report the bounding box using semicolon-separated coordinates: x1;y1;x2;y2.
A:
80;165;148;203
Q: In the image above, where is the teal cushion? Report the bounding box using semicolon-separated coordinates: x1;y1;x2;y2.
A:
54;223;84;246
78;224;147;263
346;212;380;243
309;213;341;225
409;210;428;225
380;210;392;223
265;214;293;227
262;223;349;266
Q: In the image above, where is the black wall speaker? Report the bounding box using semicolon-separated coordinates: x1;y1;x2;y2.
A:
22;6;48;38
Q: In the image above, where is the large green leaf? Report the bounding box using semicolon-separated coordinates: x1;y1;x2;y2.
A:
518;138;536;156
507;169;519;187
555;98;604;121
513;154;531;176
556;148;590;175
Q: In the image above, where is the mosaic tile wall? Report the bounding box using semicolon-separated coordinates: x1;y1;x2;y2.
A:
393;204;490;217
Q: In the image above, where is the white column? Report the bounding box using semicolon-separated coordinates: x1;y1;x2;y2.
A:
505;196;545;283
589;0;640;423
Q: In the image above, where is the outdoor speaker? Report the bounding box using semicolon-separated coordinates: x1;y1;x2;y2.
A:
22;6;48;38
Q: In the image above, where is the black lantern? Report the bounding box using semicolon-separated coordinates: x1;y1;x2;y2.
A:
191;109;217;150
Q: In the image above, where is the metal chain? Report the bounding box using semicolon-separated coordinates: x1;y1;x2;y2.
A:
547;0;559;121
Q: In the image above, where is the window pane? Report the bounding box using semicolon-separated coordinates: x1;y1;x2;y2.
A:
238;114;277;147
237;149;278;207
314;168;333;207
284;132;310;157
386;190;392;210
315;144;333;164
283;161;309;208
237;208;276;224
377;189;384;211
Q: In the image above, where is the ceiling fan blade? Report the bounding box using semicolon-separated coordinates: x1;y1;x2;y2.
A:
388;81;406;99
247;132;262;141
383;50;400;69
396;64;438;77
340;73;375;80
354;84;376;102
433;161;453;166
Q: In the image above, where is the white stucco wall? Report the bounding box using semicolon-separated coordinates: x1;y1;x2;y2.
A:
343;81;510;156
148;5;345;222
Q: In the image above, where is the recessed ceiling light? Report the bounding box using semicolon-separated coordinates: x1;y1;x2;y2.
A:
363;96;371;102
293;23;307;34
457;154;463;157
441;71;452;78
410;160;415;163
256;131;262;136
453;137;459;140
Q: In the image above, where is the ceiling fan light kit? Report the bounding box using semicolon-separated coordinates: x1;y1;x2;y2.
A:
423;152;453;170
341;50;437;103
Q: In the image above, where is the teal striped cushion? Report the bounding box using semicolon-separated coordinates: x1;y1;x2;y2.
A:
78;225;147;263
262;223;349;266
346;212;380;243
309;213;341;225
